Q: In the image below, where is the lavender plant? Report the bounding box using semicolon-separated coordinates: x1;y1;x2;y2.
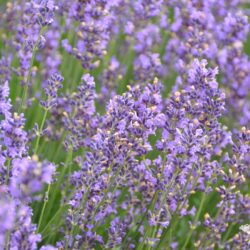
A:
0;0;249;250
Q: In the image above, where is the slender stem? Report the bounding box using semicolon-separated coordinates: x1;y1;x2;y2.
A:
199;203;225;248
37;136;71;234
4;158;11;185
37;184;51;232
38;146;73;234
64;146;73;191
34;108;48;154
46;145;72;215
222;222;235;244
68;162;124;250
89;164;122;226
181;192;206;250
33;109;51;219
52;135;65;159
137;155;168;249
41;206;66;235
41;190;75;241
5;230;10;250
149;170;180;241
122;191;159;248
66;187;91;250
137;228;151;250
156;164;202;248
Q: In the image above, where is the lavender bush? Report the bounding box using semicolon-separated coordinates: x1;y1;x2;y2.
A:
0;0;249;249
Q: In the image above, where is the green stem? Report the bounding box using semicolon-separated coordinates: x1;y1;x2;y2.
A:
222;222;235;244
149;170;180;241
66;187;91;250
34;108;48;154
37;140;71;234
156;165;202;248
137;228;151;250
37;183;51;232
68;162;123;250
5;230;10;250
89;164;122;226
122;191;159;248
40;190;75;241
199;203;225;249
41;205;67;235
137;155;168;249
181;192;206;250
63;146;73;190
44;146;73;222
5;158;11;185
46;145;73;215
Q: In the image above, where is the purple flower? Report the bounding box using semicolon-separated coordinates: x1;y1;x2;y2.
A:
3;0;58;88
61;79;165;248
10;204;41;250
48;73;98;150
0;80;11;118
40;246;58;250
0;112;28;161
60;0;116;69
40;73;64;109
0;193;15;249
10;156;55;202
164;0;250;126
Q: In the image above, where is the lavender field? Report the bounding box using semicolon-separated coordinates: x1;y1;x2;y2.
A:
0;0;250;249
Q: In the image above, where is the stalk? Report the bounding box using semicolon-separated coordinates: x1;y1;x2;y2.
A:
29;106;49;219
68;161;126;250
34;108;48;154
222;222;235;244
181;192;206;250
122;190;159;248
156;164;202;249
135;154;168;249
4;158;11;185
198;203;225;248
89;163;124;226
37;184;51;232
65;187;91;250
5;230;10;250
38;146;73;233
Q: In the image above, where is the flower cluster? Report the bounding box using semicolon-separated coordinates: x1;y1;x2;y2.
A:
10;156;55;202
0;59;56;249
59;79;165;248
46;73;99;149
2;0;57;87
164;0;250;126
40;73;64;109
0;0;249;249
61;0;118;70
